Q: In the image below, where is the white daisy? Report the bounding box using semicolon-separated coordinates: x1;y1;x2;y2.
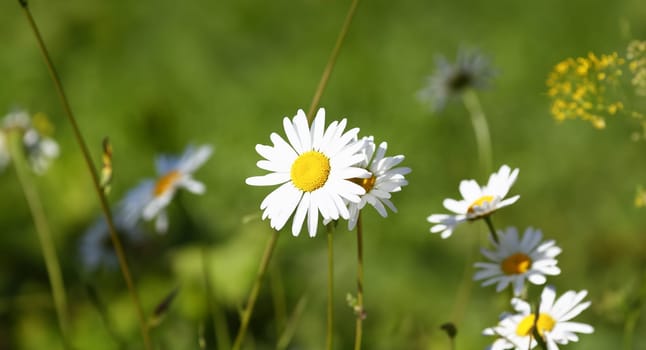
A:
2;109;59;174
483;285;594;350
346;136;411;230
121;144;213;233
246;108;370;237
427;164;520;239
474;227;561;296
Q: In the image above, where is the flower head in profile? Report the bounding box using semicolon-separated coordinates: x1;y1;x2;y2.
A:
346;136;411;230
474;227;561;296
418;47;496;112
1;109;59;174
121;144;213;233
427;164;519;238
484;286;594;350
246;108;370;237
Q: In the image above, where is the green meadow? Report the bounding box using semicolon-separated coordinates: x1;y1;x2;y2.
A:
0;0;644;349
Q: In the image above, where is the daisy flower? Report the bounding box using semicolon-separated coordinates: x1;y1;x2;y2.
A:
483;285;594;350
418;47;496;112
121;144;213;233
474;227;561;296
79;216;143;271
246;108;370;237
346;136;411;230
427;164;519;239
2;109;59;174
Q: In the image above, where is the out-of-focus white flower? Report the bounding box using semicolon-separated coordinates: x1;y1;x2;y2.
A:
120;144;213;233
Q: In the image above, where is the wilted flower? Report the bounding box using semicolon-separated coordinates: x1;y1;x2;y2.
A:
474;227;561;296
427;165;519;239
418;47;496;112
484;286;594;350
347;136;411;230
246;108;370;237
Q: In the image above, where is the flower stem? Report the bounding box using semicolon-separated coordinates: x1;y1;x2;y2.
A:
462;89;493;175
7;130;70;348
201;248;231;350
306;0;361;121
483;215;499;244
326;222;336;350
17;2;151;349
232;229;280;350
532;301;549;350
353;212;365;350
448;229;479;325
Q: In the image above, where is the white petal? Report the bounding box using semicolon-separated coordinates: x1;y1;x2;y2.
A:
246;172;291;186
283;116;303;154
291;192;310;236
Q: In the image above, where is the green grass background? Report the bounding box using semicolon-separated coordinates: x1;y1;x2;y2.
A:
0;0;645;349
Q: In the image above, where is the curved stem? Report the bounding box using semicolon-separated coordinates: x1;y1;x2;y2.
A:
8;131;70;347
462;89;493;175
483;215;499;245
232;229;280;350
326;222;336;350
353;212;365;350
306;0;361;122
201;249;231;350
17;2;151;349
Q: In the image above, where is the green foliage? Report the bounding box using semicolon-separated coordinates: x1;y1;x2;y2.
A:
0;0;645;349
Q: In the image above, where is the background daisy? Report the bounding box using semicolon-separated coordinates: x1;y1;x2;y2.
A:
346;136;411;230
121;144;213;233
246;108;370;237
474;226;561;296
427;164;519;238
483;285;594;350
418;47;496;113
1;109;59;174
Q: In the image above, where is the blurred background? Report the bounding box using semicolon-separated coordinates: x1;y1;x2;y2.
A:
1;0;645;349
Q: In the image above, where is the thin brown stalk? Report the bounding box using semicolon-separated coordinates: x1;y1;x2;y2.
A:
231;229;280;350
17;2;151;348
306;0;361;121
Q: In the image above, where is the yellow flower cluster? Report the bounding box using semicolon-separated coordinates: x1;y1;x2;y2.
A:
635;186;646;208
627;40;646;97
547;52;625;129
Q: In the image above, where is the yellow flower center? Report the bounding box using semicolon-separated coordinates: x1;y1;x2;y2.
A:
516;313;556;337
467;195;494;213
290;151;331;192
154;170;181;197
501;253;532;275
351;175;376;193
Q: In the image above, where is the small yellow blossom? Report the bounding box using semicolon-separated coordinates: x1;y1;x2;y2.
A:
546;51;625;129
635;186;646;208
627;40;646;96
